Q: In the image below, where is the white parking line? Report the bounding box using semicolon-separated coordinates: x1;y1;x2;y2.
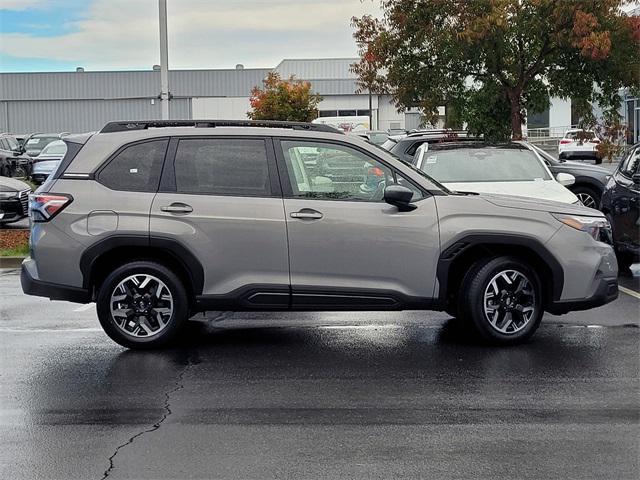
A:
73;303;95;312
619;286;640;300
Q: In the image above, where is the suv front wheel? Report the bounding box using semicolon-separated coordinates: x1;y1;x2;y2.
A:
459;256;543;344
96;261;189;349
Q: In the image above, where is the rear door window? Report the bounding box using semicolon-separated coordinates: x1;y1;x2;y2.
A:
97;139;168;192
173;138;272;196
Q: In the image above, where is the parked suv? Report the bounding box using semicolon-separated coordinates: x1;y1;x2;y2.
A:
0;133;32;178
21;120;618;349
600;143;639;271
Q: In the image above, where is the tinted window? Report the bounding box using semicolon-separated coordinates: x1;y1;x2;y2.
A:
174;138;271;196
0;139;8;150
419;147;551;182
281;140;423;202
5;137;19;151
98;139;168;192
620;146;640;177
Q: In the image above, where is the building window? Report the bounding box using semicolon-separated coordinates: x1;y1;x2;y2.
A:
318;110;338;117
356;109;370;116
337;109;357;117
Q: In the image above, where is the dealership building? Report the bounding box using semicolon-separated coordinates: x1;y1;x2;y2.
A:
1;57;637;143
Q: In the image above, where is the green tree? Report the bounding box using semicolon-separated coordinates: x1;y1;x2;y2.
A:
352;0;640;140
248;72;322;122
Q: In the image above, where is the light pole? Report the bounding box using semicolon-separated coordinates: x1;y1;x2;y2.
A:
159;0;170;120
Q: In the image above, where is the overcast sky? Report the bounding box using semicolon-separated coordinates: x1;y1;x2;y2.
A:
0;0;382;72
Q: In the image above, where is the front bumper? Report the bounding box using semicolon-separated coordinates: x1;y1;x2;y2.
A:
547;275;618;315
21;260;90;303
0;193;28;223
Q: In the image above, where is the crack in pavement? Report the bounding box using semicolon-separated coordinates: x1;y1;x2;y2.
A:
99;355;194;480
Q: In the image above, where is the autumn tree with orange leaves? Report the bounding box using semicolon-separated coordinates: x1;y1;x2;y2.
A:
248;72;322;122
352;0;640;141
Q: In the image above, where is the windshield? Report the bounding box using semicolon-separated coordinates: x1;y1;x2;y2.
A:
381;138;397;150
26;136;59;148
419;146;551;183
41;141;67;155
374;144;452;193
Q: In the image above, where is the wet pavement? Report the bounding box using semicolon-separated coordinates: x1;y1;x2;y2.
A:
0;268;638;479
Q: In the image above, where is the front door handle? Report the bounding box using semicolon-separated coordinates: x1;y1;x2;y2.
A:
290;209;323;220
161;202;193;214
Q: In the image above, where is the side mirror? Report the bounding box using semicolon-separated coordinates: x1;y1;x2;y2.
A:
632;173;640;185
556;172;575;187
384;185;416;211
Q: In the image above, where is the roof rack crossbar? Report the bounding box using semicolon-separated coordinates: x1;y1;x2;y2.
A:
100;119;343;134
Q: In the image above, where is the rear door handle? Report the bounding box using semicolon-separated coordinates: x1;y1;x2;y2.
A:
161;202;193;214
290;209;323;220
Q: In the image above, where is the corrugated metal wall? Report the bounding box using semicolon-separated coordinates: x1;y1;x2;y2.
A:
0;98;190;134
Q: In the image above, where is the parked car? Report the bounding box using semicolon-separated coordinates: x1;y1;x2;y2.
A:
412;141;579;204
23;133;66;157
352;130;390;146
0;176;31;225
0;133;32;178
22;120;617;349
31;140;67;184
382;130;476;162
558;129;602;164
529;144;611;209
600;143;640;271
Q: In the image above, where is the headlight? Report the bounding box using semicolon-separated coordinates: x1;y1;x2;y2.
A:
552;213;610;241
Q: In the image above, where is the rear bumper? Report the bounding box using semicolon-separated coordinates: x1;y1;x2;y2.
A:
559;150;600;159
547;276;618;315
21;260;90;303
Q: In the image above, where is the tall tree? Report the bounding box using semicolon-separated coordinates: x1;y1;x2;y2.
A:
352;0;640;140
248;72;322;122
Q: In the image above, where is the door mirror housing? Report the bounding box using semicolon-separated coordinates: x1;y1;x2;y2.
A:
556;172;575;187
384;185;417;211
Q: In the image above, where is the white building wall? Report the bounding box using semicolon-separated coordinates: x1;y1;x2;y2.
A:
377;94;406;131
191;97;251;120
549;97;572;130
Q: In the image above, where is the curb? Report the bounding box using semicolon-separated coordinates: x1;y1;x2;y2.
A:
0;257;25;269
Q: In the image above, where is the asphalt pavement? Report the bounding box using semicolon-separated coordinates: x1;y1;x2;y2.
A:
0;267;638;480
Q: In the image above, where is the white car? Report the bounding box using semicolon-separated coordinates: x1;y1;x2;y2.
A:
31;139;67;184
558;129;602;164
413;141;580;204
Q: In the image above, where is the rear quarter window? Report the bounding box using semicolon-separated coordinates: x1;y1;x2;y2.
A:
97;139;168;192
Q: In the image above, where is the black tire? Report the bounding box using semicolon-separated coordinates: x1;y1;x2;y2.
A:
96;261;189;349
572;185;601;209
13;165;28;178
458;256;543;345
616;251;635;271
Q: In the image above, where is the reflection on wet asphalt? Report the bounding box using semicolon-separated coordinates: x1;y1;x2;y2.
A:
0;271;638;479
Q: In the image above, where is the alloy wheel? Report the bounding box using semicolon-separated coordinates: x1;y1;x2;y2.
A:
576;192;597;209
483;269;536;334
110;274;174;338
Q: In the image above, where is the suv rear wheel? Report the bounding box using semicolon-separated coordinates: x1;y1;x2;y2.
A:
459;256;543;344
96;261;189;349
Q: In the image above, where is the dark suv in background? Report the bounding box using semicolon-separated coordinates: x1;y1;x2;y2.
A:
0;133;32;178
601;143;640;271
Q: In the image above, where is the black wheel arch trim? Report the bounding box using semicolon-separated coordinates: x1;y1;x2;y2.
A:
436;233;564;304
79;234;205;295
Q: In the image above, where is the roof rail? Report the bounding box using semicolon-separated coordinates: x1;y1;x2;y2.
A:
99;119;343;134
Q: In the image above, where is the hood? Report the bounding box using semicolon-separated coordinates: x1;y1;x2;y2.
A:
444;179;578;205
561;160;611;175
480;193;601;216
0;176;31;191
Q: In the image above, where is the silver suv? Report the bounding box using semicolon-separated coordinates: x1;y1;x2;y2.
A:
21;120;619;349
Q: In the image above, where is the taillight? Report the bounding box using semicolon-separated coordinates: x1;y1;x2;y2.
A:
368;166;385;177
29;193;72;222
559;139;572;144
